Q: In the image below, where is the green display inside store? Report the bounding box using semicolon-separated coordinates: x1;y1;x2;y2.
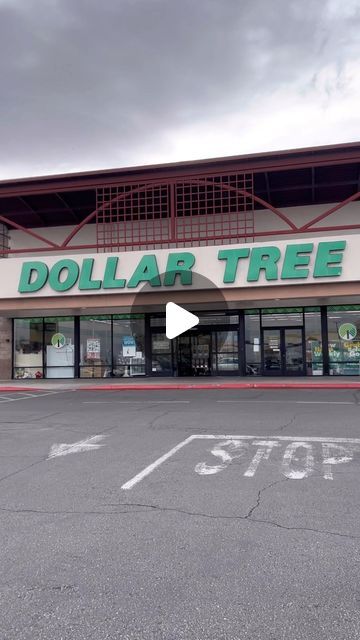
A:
18;240;346;294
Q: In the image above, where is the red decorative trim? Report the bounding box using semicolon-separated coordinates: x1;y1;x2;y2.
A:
0;214;59;248
300;191;360;231
1;223;359;256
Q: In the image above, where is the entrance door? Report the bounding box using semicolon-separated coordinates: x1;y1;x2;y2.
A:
263;327;305;376
284;328;305;375
177;335;192;376
177;332;211;376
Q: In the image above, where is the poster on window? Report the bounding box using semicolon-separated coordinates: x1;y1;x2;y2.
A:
87;338;101;360
122;336;136;357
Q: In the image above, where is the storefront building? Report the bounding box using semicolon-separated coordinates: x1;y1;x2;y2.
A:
1;142;360;379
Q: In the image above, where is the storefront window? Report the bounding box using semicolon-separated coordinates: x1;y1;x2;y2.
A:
44;317;75;378
245;310;260;375
13;318;43;379
327;306;360;375
80;316;112;378
304;308;323;376
17;306;360;379
113;315;145;377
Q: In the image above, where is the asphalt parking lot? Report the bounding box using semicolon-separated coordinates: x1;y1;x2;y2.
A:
1;388;360;640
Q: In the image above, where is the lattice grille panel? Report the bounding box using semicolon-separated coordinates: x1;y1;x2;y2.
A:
96;184;170;252
96;173;254;252
175;174;254;246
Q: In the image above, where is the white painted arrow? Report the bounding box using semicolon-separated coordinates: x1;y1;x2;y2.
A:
47;435;106;459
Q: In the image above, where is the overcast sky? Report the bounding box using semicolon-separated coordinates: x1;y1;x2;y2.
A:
0;0;359;179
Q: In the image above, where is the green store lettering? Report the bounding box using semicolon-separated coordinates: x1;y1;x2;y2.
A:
17;241;346;294
18;253;196;293
218;240;346;282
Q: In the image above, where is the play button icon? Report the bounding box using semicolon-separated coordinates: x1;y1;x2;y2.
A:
166;302;199;339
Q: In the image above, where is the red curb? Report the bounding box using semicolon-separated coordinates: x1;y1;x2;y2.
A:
78;382;360;391
1;382;360;392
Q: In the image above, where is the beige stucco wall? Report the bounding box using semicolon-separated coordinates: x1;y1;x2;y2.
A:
255;201;360;240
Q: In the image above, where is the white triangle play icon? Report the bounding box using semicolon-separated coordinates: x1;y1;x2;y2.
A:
166;302;199;339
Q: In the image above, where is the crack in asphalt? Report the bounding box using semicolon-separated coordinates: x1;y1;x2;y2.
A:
245;478;288;518
0;506;148;515
0;499;358;541
273;414;297;433
351;390;360;405
148;409;173;430
0;412;62;426
0;458;47;485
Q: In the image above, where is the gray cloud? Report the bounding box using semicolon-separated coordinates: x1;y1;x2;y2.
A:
0;0;359;177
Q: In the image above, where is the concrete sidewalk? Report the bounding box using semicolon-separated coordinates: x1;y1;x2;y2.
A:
3;376;360;391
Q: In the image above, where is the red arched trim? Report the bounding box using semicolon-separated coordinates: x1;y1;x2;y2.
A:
0;214;59;248
299;191;360;231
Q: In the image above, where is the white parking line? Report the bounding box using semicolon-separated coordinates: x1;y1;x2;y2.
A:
198;435;360;442
121;435;195;490
14;392;46;398
296;401;354;405
82;400;190;404
121;434;360;490
0;395;32;403
217;400;354;405
0;391;70;403
83;399;355;406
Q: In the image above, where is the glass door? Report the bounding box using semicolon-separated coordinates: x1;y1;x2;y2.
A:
284;328;304;375
177;332;212;376
263;329;282;374
262;327;305;376
191;333;211;376
177;335;193;376
151;332;173;376
283;327;305;376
